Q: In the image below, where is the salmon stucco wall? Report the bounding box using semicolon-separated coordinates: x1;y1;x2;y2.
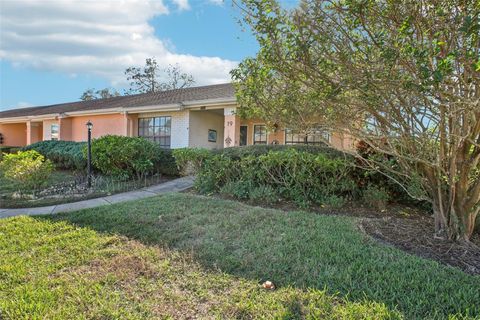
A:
239;118;286;145
30;122;43;144
224;108;240;147
59;118;73;141
0;123;27;146
239;119;349;150
69;114;126;142
127;113;138;137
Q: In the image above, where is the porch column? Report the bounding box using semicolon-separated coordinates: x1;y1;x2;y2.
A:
224;107;240;148
59;116;72;141
122;112;130;136
26;120;32;145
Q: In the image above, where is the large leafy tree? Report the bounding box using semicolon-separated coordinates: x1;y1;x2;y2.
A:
80;88;120;101
232;0;480;240
124;58;195;94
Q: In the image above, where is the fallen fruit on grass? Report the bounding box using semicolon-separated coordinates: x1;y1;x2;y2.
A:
262;281;275;290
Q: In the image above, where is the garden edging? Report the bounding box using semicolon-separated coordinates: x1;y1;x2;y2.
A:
0;176;194;219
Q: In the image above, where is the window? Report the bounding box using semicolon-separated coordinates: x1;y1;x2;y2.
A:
51;124;59;141
138;116;171;148
285;127;330;145
253;125;267;144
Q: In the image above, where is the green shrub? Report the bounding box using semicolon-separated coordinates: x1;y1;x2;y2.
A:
197;147;357;207
194;155;233;194
0;146;21;154
216;144;347;160
172;148;212;176
248;185;279;204
155;149;179;176
362;185;390;211
0;146;22;161
322;195;346;208
220;180;252;199
0;150;54;193
22;141;86;170
87;135;178;178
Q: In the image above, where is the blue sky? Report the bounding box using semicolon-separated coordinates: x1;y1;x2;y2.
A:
0;0;262;111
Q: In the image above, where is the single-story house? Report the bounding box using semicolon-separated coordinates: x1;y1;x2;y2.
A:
0;83;354;150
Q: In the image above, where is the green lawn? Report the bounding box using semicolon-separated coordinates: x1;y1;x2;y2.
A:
1;193;479;319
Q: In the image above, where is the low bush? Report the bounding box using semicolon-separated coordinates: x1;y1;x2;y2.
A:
195;154;233;194
248;184;279;204
362;185;390;211
155;149;179;176
0;146;21;161
323;195;347;208
172;148;212;176
0;150;54;193
220;180;252;199
0;146;21;154
181;144;418;210
196;147;358;207
88;135;178;178
22;140;86;170
216;144;347;160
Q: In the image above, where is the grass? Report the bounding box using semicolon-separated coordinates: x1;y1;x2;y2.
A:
0;169;170;208
1;193;479;319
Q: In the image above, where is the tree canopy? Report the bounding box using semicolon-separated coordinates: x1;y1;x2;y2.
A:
232;0;480;240
125;58;195;94
80;88;120;101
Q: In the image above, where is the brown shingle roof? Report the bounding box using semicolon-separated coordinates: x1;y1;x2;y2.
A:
0;83;235;119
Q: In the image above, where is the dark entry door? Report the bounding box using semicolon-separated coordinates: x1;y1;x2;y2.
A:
240;125;248;146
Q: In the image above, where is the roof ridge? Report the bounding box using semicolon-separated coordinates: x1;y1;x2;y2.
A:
0;83;235;119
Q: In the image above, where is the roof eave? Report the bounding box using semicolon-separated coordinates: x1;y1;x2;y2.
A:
0;114;58;123
0;98;238;122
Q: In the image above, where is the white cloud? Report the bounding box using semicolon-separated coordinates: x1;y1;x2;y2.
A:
0;0;236;87
172;0;190;11
16;101;33;109
208;0;224;5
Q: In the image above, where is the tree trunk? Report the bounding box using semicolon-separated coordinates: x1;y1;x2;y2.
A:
432;197;478;241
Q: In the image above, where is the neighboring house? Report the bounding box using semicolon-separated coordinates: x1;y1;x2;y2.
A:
0;83;354;150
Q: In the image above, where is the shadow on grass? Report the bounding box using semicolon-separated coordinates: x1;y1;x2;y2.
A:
41;192;480;319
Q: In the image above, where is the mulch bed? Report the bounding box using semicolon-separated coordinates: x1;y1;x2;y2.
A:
360;215;480;275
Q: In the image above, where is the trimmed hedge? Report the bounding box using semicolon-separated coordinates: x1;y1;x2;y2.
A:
176;145;417;209
176;145;358;207
88;135;179;178
22;137;179;177
156;149;180;176
22;141;86;170
0;146;21;154
214;144;348;160
173;148;213;176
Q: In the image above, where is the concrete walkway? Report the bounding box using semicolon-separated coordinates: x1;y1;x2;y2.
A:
0;176;194;219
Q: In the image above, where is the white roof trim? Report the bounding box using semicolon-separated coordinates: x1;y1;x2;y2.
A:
0;99;238;123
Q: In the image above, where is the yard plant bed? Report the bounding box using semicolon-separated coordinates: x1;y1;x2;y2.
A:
0;170;172;208
361;215;480;276
1;193;479;319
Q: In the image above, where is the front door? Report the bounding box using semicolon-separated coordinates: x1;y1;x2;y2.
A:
240;125;248;146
